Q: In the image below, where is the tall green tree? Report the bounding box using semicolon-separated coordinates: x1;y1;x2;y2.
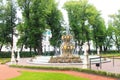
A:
0;0;17;51
109;11;120;51
92;15;106;51
0;0;5;51
17;0;57;55
47;2;63;54
104;21;115;51
6;0;17;47
17;0;32;52
64;0;99;53
30;0;53;54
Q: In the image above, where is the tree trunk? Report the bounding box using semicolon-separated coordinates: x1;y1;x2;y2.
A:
115;36;119;52
95;37;98;54
34;47;37;54
74;41;77;55
104;46;107;52
78;41;83;55
54;46;58;55
38;36;43;55
37;47;41;55
0;44;3;52
100;46;102;52
20;44;24;53
30;46;32;56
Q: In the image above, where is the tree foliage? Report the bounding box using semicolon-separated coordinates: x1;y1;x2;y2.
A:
17;0;61;54
64;0;106;52
0;0;17;52
109;10;120;51
47;2;63;54
92;15;106;51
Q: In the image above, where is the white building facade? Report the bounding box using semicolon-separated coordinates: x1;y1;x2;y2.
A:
42;29;54;52
1;29;54;52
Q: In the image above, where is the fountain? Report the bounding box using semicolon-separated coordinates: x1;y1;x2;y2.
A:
27;35;111;67
49;34;82;63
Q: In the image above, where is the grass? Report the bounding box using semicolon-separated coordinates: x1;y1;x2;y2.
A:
100;53;120;58
9;71;89;80
0;58;10;64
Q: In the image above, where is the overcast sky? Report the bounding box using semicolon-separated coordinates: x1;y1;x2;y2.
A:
57;0;120;26
89;0;120;24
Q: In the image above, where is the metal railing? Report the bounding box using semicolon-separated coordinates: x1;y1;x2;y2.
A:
89;56;119;69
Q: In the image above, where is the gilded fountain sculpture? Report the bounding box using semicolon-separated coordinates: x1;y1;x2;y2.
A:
61;34;74;57
49;30;82;63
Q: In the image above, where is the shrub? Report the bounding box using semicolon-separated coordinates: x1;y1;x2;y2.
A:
42;51;55;56
20;52;37;58
0;51;37;58
0;52;11;58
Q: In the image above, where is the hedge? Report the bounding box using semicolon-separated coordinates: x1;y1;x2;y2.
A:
42;51;55;56
0;51;55;58
0;51;37;58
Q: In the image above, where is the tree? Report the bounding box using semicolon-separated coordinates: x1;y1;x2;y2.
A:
92;15;106;52
17;0;57;55
64;0;99;53
6;0;17;47
104;21;115;51
109;11;120;51
31;0;57;55
47;2;63;54
0;0;5;51
0;0;17;52
17;0;32;52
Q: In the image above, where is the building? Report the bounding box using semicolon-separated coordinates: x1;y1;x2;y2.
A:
42;29;54;52
1;29;54;52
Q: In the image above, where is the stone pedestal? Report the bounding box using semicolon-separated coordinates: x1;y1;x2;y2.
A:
82;54;89;69
17;50;20;61
97;48;100;55
11;48;16;64
82;42;90;69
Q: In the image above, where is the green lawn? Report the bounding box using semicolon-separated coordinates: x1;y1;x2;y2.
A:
10;71;89;80
100;53;120;58
0;58;10;64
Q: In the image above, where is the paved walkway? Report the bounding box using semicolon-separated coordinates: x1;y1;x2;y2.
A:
91;59;120;74
0;64;20;80
11;58;120;74
0;64;117;80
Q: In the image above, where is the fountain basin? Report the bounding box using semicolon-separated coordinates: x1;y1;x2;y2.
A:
49;56;82;63
27;55;111;65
